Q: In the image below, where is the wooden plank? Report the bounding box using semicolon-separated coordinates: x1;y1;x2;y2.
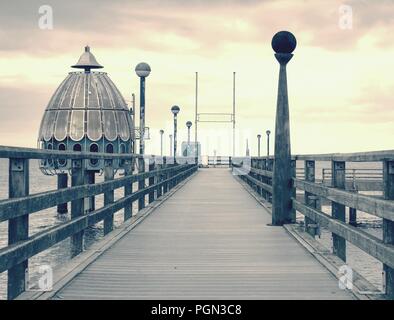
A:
294;150;394;162
249;167;273;178
383;160;394;298
148;159;155;203
293;179;394;222
70;159;85;258
124;160;133;221
54;169;353;300
7;158;29;300
0;145;142;160
57;173;68;214
233;168;273;194
103;160;114;235
331;161;346;262
138;158;145;211
304;160;317;235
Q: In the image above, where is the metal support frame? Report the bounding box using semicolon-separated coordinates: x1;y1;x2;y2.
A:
194;72;236;157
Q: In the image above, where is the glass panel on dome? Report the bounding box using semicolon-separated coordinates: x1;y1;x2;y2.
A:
100;76;116;108
70;110;85;141
102;75;123;109
96;76;112;108
48;74;71;110
116;111;130;141
103;110;117;141
87;110;102;141
43;111;57;141
60;75;78;109
73;74;85;108
54;110;69;141
88;75;99;109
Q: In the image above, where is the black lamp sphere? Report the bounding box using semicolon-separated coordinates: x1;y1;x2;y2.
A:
271;31;297;54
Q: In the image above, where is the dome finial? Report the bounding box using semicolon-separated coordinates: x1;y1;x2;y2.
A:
72;46;103;72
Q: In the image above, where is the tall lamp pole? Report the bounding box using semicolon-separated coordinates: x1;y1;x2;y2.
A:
135;62;151;155
159;129;164;156
169;134;173;157
266;130;271;158
135;62;151;211
271;31;296;226
257;134;261;157
171;106;180;162
186;121;192;156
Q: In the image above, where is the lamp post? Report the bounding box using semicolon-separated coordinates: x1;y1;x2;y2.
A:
159;129;164;156
135;62;151;155
266;130;271;157
257;134;261;157
186;121;192;156
171;105;180;161
271;31;296;226
135;62;151;211
169;134;173;157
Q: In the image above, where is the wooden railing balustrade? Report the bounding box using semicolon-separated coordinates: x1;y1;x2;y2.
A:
0;146;198;300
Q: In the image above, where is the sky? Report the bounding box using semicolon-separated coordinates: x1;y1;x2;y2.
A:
0;0;393;156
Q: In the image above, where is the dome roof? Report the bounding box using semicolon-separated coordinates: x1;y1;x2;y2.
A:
38;47;133;143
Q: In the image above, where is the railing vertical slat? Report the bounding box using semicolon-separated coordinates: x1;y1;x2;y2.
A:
157;157;163;198
71;159;85;258
331;160;346;262
104;159;114;235
149;157;155;203
124;159;133;221
304;160;317;235
7;158;29;300
383;160;394;298
138;157;145;210
57;173;68;214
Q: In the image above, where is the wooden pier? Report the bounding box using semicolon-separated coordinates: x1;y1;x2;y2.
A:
35;168;353;300
0;31;393;301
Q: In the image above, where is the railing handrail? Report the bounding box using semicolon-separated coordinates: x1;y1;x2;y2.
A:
0;145;196;161
250;149;394;162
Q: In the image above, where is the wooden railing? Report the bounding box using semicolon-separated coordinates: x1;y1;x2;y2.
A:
0;146;198;300
232;150;394;298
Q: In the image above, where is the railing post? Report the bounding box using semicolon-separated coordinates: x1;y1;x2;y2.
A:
85;171;95;212
163;157;168;194
7;158;29;300
71;159;85;257
331;160;346;262
104;159;114;235
290;159;296;223
138;157;145;210
57;173;68;214
124;159;133;221
383;160;394;298
157;157;163;198
271;31;296;226
149;157;155;203
304;160;318;235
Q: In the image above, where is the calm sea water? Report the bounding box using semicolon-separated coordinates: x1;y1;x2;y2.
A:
0;159;384;299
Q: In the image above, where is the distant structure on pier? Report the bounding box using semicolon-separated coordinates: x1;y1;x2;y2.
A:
37;46;135;173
